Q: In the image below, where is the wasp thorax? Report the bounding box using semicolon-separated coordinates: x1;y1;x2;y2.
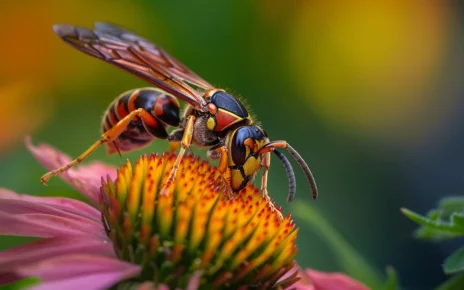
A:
228;126;269;191
206;91;251;132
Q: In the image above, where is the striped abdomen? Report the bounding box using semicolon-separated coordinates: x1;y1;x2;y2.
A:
102;88;181;154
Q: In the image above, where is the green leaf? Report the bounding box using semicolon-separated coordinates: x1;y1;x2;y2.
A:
435;273;464;290
383;266;399;290
292;202;384;289
451;213;464;229
401;208;464;234
438;197;464;217
444;247;464;274
0;277;40;290
415;226;463;241
402;204;464;241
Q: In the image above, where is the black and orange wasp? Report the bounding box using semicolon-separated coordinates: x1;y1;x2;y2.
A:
42;22;318;216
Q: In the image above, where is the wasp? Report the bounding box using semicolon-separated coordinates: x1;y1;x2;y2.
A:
43;22;318;216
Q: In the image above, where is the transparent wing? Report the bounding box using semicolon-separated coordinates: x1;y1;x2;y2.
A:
54;22;213;110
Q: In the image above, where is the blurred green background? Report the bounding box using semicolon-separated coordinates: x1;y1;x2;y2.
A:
1;1;463;289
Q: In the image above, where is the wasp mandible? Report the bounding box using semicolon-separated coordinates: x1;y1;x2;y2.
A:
43;22;318;215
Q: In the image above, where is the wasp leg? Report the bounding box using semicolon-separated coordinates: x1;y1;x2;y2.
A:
160;115;196;196
40;108;152;185
206;145;221;160
261;152;283;220
261;152;270;197
257;140;318;200
167;128;184;153
209;146;233;200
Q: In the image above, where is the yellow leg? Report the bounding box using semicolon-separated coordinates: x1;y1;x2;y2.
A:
260;152;270;197
214;146;233;199
261;152;283;220
40;108;147;185
160;115;196;196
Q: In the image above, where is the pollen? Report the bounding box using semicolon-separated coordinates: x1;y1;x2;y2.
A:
100;153;299;289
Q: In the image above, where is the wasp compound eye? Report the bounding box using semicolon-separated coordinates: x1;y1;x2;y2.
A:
229;126;266;167
230;128;248;167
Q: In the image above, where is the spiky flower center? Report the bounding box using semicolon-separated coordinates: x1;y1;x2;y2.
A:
100;153;299;289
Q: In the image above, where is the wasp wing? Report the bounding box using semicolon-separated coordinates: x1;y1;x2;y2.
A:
94;22;214;91
53;23;212;110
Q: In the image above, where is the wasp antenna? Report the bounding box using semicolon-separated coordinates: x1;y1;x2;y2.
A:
274;150;296;202
286;144;318;200
112;141;123;159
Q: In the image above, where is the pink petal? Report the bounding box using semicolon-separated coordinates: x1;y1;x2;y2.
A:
186;271;201;290
25;137;117;205
0;198;106;239
0;236;115;272
305;269;369;290
276;267;309;289
17;254;140;290
0;188;100;222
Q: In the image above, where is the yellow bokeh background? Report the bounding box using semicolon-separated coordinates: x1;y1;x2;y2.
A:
288;1;456;144
1;1;463;288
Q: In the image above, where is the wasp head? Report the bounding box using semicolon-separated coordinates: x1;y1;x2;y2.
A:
227;125;269;192
226;126;319;202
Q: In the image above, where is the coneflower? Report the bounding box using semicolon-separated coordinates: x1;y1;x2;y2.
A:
0;138;368;290
100;152;299;289
0;139;299;289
